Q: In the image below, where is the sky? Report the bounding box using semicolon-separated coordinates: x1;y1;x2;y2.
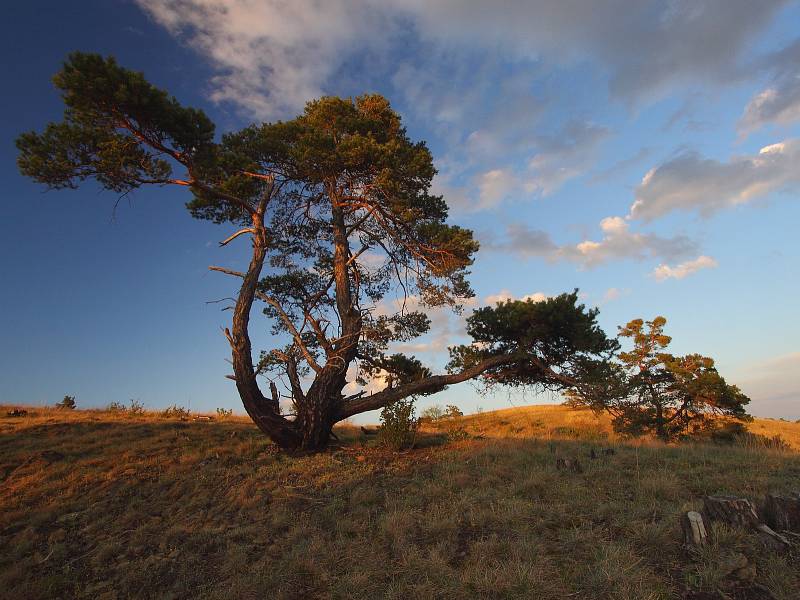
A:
1;0;798;421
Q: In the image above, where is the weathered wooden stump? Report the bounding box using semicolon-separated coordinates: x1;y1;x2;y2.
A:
763;492;800;532
703;495;760;528
681;511;708;547
556;457;583;473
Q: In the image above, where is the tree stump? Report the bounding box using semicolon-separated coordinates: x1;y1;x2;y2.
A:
763;492;800;532
703;495;760;528
703;495;793;553
556;457;583;473
681;511;708;547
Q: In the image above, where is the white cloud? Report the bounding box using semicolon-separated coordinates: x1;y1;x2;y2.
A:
630;139;800;220
652;255;718;280
556;216;697;268
136;0;392;119
484;290;548;305
483;216;697;268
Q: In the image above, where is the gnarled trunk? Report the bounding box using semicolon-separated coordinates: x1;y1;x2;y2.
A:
228;223;303;450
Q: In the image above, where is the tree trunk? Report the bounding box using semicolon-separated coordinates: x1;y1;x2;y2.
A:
228;225;302;450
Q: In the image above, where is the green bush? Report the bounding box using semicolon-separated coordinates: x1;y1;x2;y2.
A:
56;395;76;410
216;407;233;419
378;398;418;450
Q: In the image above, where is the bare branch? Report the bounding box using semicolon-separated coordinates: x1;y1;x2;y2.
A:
219;228;255;247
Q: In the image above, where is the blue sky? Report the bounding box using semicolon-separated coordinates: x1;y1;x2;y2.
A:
1;0;798;421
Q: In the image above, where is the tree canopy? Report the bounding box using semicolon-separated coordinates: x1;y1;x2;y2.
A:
18;53;618;451
567;316;751;440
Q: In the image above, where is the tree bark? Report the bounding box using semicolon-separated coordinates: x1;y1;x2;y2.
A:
764;492;800;532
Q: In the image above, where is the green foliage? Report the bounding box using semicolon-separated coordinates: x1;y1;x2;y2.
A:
569;316;751;441
448;291;618;390
56;395;76;410
160;404;190;419
377;398;418;450
216;407;233;419
16;53;216;195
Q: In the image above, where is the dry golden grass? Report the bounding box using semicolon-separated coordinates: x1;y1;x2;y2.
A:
1;404;798;599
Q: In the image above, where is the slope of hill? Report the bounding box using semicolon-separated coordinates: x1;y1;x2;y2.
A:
1;405;798;599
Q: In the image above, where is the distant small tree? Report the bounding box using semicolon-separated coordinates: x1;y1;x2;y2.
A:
444;404;463;419
420;405;445;421
567;317;751;441
56;395;76;410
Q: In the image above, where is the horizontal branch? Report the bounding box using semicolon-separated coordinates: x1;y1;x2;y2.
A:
337;353;514;419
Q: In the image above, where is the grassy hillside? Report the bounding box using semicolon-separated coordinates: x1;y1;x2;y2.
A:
1;405;799;599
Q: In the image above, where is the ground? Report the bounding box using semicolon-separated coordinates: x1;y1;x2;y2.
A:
1;404;799;599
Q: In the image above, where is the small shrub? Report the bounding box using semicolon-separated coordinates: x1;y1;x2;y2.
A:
160;404;190;419
216;407;233;419
108;399;145;415
378;398;418;450
56;395;76;410
446;427;470;442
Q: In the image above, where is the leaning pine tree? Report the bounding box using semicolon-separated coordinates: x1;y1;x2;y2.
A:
17;53;618;451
